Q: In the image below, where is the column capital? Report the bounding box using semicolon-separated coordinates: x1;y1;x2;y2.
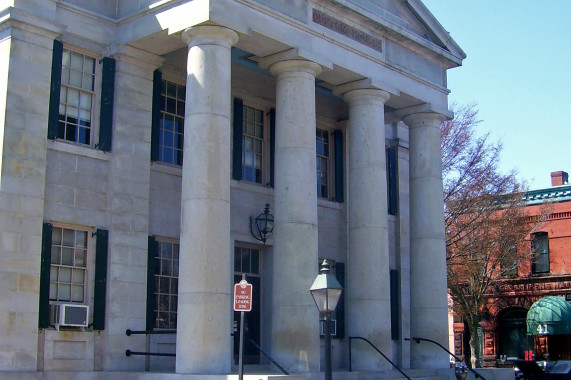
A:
268;59;323;78
258;47;331;76
394;103;452;125
342;88;390;105
333;77;398;99
181;25;239;49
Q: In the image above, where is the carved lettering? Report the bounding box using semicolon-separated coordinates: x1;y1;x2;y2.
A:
313;9;382;53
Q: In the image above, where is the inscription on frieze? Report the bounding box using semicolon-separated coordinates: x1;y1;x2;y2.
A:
312;9;383;53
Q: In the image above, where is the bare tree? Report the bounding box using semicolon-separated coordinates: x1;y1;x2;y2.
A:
442;104;548;367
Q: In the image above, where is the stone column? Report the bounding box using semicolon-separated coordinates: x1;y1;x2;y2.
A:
0;21;59;371
176;26;238;374
402;111;449;369
102;46;163;371
342;87;392;370
269;59;322;373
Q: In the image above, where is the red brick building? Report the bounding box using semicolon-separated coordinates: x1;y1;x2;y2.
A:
452;171;571;367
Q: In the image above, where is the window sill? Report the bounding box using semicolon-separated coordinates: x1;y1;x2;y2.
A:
317;198;343;210
231;179;273;196
151;161;183;177
48;140;110;161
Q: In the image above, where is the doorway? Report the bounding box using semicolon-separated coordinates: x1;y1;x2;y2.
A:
233;246;262;364
498;308;528;360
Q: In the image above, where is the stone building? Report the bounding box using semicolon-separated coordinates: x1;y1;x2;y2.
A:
0;0;465;377
452;171;571;367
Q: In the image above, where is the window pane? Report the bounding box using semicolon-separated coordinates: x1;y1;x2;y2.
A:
70;52;83;70
52;227;62;245
76;231;87;248
234;248;241;272
84;57;94;75
71;285;84;302
50;283;57;300
61;247;73;266
172;244;179;260
59;284;71;301
251;250;259;274
51;247;61;264
62;228;74;245
173;260;179;277
166;82;177;97
59;267;72;283
50;266;58;281
80;92;92;110
62;51;70;67
70;70;82;88
72;268;85;284
74;249;86;267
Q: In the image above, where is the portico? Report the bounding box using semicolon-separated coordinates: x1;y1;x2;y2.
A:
0;0;465;377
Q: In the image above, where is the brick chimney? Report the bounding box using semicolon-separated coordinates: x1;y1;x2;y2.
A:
551;171;569;186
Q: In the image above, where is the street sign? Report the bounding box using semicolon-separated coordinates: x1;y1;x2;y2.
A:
234;279;252;312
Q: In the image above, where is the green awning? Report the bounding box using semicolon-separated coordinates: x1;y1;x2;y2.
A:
527;296;571;336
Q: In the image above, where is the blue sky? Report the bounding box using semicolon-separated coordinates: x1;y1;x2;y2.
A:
421;0;570;189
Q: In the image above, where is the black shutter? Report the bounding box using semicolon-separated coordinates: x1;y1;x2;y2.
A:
269;108;276;188
150;70;162;162
146;236;158;331
232;98;244;180
47;40;63;140
333;130;344;203
93;229;108;330
334;262;345;339
387;146;398;215
98;57;115;152
390;269;400;340
38;223;53;328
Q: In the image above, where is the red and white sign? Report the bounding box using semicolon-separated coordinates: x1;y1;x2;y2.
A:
233;280;252;312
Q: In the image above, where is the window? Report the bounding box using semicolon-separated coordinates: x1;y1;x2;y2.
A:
234;246;260;275
49;226;89;304
154;240;179;329
242;105;264;184
531;232;549;274
316;128;330;199
386;146;398;215
58;49;96;145
159;80;186;165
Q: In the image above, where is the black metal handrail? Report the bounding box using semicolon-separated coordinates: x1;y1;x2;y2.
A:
125;349;175;357
406;337;487;380
126;329;176;336
124;329;288;375
244;335;289;375
349;336;411;380
125;329;177;358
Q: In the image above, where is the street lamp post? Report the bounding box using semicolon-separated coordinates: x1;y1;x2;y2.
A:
310;260;343;380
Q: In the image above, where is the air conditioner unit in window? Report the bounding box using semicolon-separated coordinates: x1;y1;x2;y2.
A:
55;304;89;329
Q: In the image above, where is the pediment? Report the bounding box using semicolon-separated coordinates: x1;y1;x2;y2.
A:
320;0;466;66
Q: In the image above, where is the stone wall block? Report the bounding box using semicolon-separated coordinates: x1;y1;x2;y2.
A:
75;189;107;211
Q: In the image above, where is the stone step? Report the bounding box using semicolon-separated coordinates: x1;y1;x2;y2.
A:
353;369;448;380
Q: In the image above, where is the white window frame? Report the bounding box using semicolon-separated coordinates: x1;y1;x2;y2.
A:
57;47;101;147
48;222;94;324
158;78;186;166
316;127;333;200
241;102;269;186
154;238;180;329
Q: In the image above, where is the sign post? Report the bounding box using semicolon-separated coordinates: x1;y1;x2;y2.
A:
234;274;252;380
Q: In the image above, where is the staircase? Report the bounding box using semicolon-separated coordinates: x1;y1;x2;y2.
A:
350;369;449;380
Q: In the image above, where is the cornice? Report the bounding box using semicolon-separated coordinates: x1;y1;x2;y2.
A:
0;7;64;38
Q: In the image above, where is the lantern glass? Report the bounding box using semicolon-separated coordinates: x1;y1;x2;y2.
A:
310;287;342;313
